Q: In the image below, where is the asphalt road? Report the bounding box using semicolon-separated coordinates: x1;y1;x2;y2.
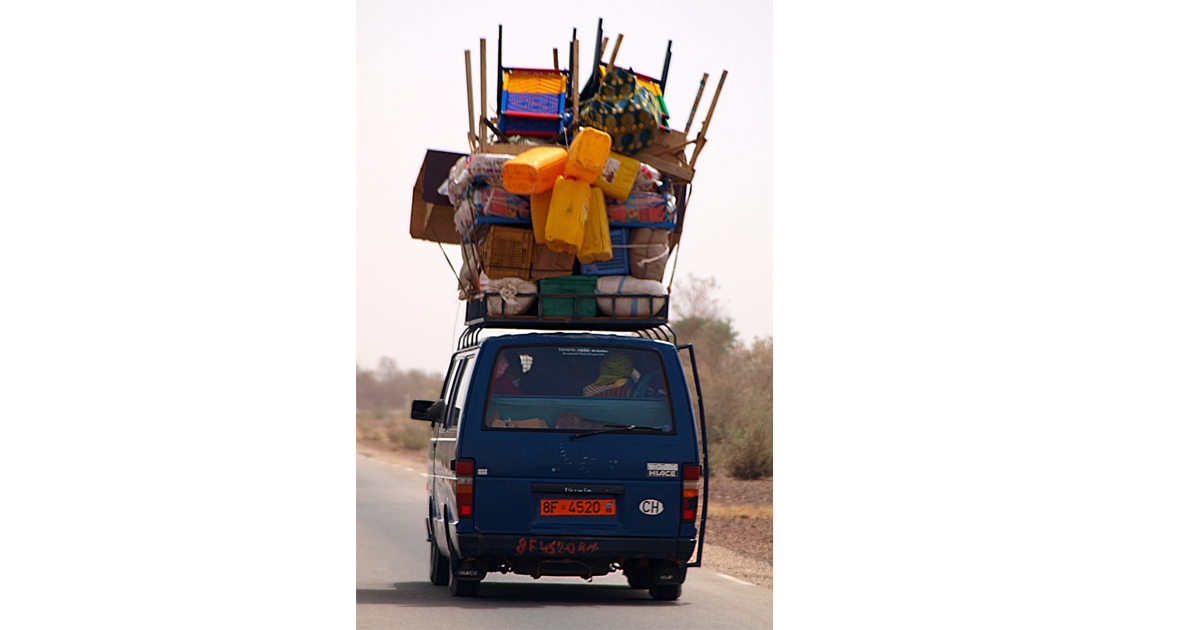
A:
356;454;774;629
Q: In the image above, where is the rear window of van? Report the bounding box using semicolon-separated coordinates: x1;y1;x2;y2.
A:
482;345;673;432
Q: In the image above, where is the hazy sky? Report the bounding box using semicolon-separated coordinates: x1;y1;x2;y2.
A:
357;0;772;373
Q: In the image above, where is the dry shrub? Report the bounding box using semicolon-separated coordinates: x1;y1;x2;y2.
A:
358;359;443;412
672;276;773;480
687;335;772;479
356;417;381;442
387;422;431;450
723;407;773;480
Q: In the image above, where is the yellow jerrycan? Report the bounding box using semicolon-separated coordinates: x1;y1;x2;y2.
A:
530;188;554;244
592;151;640;201
577;186;613;264
563;127;612;182
502;146;567;195
544;176;591;254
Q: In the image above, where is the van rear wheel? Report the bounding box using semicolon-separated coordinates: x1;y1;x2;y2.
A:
429;540;449;586
648;583;681;601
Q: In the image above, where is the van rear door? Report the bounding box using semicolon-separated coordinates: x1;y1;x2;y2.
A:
464;342;698;541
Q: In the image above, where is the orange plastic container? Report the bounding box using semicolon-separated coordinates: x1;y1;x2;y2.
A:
544;176;591;254
578;186;613;264
502;147;567;195
563;127;612;182
530;188;554;244
592;151;640;201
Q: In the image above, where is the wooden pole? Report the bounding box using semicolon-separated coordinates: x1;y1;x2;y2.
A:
690;70;727;168
464;50;476;152
553;48;559;70
599;37;609;60
683;73;708;135
608;33;623;68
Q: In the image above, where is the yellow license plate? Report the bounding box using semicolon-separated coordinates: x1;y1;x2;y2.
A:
540;498;616;516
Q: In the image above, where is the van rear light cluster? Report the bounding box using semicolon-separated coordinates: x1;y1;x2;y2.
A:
681;463;701;523
453;458;475;518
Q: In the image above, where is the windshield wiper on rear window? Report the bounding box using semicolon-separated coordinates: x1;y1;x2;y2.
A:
569;424;666;440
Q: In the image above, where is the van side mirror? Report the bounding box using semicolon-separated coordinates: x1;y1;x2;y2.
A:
411;399;444;422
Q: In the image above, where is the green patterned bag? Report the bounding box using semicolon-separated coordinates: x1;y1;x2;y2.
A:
580;67;661;156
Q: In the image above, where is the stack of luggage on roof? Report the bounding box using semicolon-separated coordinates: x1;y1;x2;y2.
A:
409;19;725;326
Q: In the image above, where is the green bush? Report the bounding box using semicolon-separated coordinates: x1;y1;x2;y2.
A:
723;410;772;480
356;418;381;442
387;423;430;450
671;277;772;480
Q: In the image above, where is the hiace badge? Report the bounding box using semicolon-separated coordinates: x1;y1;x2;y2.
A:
647;463;678;478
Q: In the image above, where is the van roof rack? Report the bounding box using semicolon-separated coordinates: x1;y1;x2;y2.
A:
457;293;677;349
457;323;677;351
463;292;669;330
634;324;676;343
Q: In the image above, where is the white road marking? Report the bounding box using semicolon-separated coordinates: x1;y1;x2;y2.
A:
715;573;755;586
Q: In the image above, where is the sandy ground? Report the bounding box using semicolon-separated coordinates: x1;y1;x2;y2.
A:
356;441;773;589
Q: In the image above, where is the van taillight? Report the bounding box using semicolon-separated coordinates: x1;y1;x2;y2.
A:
682;463;701;523
453;458;474;519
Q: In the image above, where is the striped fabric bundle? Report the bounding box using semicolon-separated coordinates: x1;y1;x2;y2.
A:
605;191;676;227
441;154;513;206
582;382;635;397
454;185;532;235
469;186;532;220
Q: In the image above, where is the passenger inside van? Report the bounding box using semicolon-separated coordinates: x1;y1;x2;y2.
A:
491;351;525;395
481;345;674;432
530;354;596;397
583;352;636;397
632;355;667;398
563;357;597;396
516;349;555;396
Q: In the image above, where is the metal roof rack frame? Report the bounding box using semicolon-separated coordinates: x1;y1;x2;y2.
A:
464;292;668;328
456;292;676;350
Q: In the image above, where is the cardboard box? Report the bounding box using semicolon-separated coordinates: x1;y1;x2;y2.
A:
409;149;467;244
635;129;695;183
529;242;575;280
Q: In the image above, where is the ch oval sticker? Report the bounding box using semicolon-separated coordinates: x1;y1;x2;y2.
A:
639;499;664;515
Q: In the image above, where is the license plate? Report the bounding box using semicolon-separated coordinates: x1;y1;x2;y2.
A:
540;498;616;516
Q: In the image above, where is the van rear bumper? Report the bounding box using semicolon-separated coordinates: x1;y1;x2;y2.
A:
456;533;696;563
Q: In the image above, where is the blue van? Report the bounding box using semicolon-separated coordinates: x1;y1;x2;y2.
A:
411;331;709;599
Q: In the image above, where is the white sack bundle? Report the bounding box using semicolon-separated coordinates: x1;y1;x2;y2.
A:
595;276;667;317
479;272;536;316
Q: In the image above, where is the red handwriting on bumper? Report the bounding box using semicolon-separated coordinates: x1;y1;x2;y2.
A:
515;538;601;556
